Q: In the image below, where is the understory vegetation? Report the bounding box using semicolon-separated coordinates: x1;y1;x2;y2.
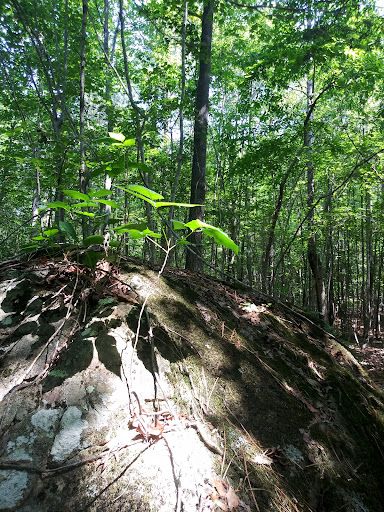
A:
1;0;384;342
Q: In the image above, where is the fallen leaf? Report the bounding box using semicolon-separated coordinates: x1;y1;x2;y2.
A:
210;493;228;511
226;485;239;510
213;478;228;498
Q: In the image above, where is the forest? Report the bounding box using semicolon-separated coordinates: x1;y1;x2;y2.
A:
4;2;384;510
1;0;384;342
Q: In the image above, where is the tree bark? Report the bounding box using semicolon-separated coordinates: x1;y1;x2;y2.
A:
305;72;329;323
185;1;214;272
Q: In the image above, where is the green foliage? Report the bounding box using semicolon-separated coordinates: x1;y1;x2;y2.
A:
1;0;384;338
25;163;238;263
59;221;78;242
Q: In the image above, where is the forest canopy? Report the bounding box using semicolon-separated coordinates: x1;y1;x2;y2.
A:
1;0;384;341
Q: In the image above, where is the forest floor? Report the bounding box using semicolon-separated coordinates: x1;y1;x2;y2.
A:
351;342;384;390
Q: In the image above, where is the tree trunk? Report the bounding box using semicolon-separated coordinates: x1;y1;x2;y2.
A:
103;0;112;232
102;1;119;234
166;0;188;266
305;73;329;323
79;0;89;238
185;1;214;272
363;190;373;341
119;0;155;263
261;148;303;293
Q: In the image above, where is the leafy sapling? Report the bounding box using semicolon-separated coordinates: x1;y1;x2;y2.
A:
26;133;238;269
114;183;239;274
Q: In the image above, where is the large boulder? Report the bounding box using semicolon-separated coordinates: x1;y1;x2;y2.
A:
0;253;383;511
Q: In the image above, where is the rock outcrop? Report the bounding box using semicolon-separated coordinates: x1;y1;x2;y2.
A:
0;252;383;511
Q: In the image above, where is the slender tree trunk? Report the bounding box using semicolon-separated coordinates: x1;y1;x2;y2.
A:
325;190;334;325
118;0;155;263
103;0;112;231
305;72;329;323
166;0;188;266
101;0;119;233
246;234;253;286
363;190;373;341
11;0;77;231
1;55;43;233
261;147;303;292
374;240;384;338
185;0;214;272
79;0;89;238
32;150;42;231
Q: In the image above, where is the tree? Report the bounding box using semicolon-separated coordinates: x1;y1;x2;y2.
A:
185;0;214;271
1;0;384;341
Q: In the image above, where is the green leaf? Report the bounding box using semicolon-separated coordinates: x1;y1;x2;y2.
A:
115;186;156;208
111;159;126;169
59;221;78;241
155;201;201;209
71;202;98;208
203;227;239;254
109;241;120;248
127;185;164;201
94;199;118;208
32;235;47;240
89;189;112;198
83;250;103;269
127;229;146;239
39;201;70;211
123;139;135;146
63;190;90;202
83;235;104;247
43;229;59;237
106;218;124;225
91;168;107;178
113;221;153;239
114;222;148;232
185;219;239;254
108;132;125;142
73;211;95;217
22;244;39;251
184;219;204;231
172;220;187;230
143;228;162;238
95;137;113;145
127;162;153;173
128;191;156;207
108;169;124;178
